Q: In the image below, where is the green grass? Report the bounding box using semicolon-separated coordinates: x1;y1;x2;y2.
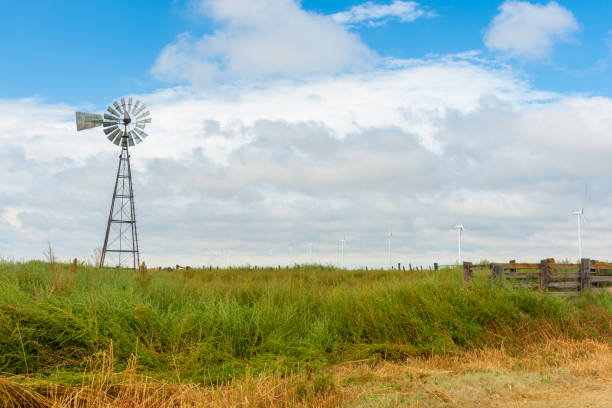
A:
0;260;610;384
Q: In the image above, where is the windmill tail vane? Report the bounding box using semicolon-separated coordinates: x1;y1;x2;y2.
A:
75;97;151;269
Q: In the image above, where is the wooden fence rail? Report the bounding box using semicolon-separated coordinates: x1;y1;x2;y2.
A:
463;258;612;296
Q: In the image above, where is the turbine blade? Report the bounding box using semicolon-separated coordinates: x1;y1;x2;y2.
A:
102;121;119;127
131;131;143;144
136;118;152;124
103;125;119;135
127;97;133;113
134;128;148;138
113;100;124;115
75;112;103;131
107;106;120;117
128;135;135;146
132;100;141;114
136;111;150;120
103;113;119;122
113;133;122;145
121;97;127;114
133;104;146;116
107;128;121;143
135;123;145;129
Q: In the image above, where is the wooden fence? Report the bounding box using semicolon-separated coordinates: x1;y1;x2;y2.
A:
463;258;612;296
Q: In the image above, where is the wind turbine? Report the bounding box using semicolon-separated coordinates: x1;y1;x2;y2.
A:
308;242;313;263
572;186;588;261
387;229;392;268
340;235;346;268
455;224;464;264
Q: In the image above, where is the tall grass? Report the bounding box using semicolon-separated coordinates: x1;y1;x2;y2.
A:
0;260;610;384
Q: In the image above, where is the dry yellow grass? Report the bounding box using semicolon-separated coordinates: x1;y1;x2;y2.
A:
0;339;610;407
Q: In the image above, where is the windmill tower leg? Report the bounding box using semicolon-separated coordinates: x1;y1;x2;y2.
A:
99;141;140;269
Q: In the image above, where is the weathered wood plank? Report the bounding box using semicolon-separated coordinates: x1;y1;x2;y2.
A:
548;281;580;289
548;273;580;279
548;264;580;270
499;263;540;269
590;261;612;270
591;275;612;283
505;273;540;279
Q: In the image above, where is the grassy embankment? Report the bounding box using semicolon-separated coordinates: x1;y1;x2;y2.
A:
0;260;610;406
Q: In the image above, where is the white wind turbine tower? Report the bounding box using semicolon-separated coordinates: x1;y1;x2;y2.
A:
340;235;346;268
572;187;588;260
455;224;464;264
387;229;392;268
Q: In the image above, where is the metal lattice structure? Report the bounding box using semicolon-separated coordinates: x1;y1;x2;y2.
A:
75;97;151;269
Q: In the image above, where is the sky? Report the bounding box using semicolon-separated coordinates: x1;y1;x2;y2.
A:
1;0;612;267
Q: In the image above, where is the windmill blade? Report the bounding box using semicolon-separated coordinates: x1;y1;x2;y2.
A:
121;98;127;115
132;100;141;114
104;113;119;122
134;128;148;138
106;128;121;143
127;97;133;113
103;121;119;127
133;104;146;116
107;106;121;118
112;134;122;145
103;125;119;135
75;112;103;131
136;118;152;125
128;135;135;146
113;100;124;115
129;131;143;144
135;123;146;129
136;111;150;120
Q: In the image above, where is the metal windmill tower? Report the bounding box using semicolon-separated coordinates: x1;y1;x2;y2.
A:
75;97;151;269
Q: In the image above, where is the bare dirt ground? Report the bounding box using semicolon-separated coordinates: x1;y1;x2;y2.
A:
338;340;612;407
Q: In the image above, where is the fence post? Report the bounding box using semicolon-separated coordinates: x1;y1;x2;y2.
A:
540;259;549;292
580;258;591;292
492;263;504;287
463;261;473;285
509;260;516;274
434;262;438;271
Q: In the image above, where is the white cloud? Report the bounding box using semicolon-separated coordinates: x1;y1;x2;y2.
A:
151;0;373;84
330;1;434;26
5;55;612;267
484;1;580;58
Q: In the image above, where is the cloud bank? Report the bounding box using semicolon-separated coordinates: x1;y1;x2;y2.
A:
3;54;612;267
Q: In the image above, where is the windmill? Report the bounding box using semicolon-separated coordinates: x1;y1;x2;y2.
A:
455;224;464;264
75;97;151;269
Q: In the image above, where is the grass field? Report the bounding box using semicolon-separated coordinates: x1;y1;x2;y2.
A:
0;260;610;406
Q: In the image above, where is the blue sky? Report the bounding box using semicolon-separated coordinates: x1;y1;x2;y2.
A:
3;0;612;267
2;1;612;104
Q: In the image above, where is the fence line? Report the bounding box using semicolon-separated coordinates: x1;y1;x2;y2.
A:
463;258;612;296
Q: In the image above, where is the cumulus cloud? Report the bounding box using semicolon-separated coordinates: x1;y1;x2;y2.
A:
151;0;373;84
4;57;612;267
484;1;580;58
330;1;434;26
